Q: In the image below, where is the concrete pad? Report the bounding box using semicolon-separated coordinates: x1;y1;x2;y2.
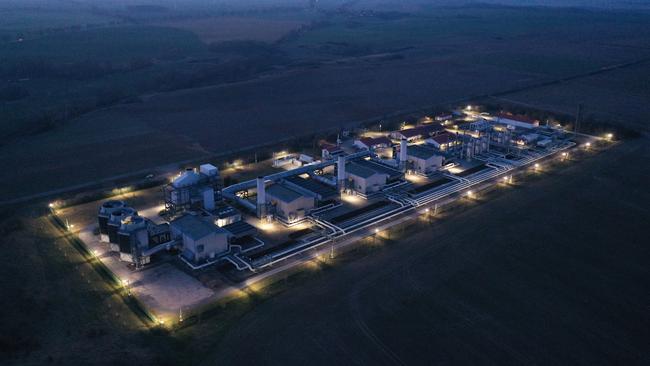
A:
78;229;214;317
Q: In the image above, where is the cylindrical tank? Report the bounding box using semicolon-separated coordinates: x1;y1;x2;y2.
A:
337;156;346;192
399;138;408;170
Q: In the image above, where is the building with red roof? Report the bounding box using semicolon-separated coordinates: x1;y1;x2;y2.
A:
354;136;393;150
495;113;539;129
425;132;458;150
390;123;445;141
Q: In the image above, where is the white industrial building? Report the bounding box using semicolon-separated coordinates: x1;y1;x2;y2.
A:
213;205;241;227
171;214;230;264
345;162;389;195
390;124;444;142
425;132;458;151
495;113;540;129
265;183;315;224
321;144;344;159
407;145;444;174
354;136;393;151
163;163;220;213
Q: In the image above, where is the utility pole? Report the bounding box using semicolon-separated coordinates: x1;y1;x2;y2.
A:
575;103;582;137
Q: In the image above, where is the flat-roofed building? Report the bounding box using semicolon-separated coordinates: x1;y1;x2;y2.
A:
321;144;344;159
171;214;230;263
495;113;539;129
407;145;444;174
345;162;389;195
353;159;403;183
390;124;445;142
285;176;337;201
266;183;315;223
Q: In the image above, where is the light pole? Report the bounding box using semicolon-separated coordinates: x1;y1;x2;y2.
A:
122;279;130;296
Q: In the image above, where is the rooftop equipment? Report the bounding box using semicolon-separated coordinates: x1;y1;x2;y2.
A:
107;207;137;251
117;215;147;263
98;200;125;242
163;163;221;214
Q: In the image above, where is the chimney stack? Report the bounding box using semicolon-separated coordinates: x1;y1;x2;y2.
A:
399;138;408;171
256;176;266;218
337;155;346;193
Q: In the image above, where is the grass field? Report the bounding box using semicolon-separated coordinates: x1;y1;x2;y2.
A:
492;62;650;132
1;2;649;365
206;137;650;365
4;3;650;199
2;136;648;365
155;16;311;43
288;6;650;50
0;1;119;41
0;26;206;64
0;211;154;365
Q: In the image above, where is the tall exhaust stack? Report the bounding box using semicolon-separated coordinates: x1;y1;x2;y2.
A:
256;176;266;218
399;138;408;171
337;155;346;193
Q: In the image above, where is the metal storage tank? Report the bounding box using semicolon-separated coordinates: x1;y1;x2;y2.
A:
98;200;125;242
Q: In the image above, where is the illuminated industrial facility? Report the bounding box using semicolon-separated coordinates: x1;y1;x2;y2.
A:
87;106;590;274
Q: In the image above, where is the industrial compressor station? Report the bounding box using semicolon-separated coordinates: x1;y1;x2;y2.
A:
93;107;588;272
